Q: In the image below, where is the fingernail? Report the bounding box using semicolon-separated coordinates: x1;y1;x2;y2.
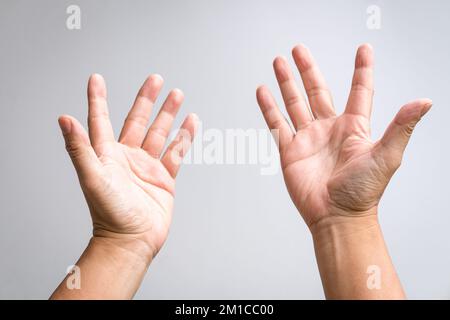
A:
420;102;433;117
58;117;71;134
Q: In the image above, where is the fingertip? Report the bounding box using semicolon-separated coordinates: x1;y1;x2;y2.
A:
403;98;433;110
58;115;72;134
256;85;271;104
416;98;433;106
256;84;266;92
273;56;287;72
180;113;200;140
89;73;105;84
273;55;287;65
88;73;107;97
358;43;373;52
292;43;309;56
418;98;433;117
189;112;199;122
58;114;70;121
292;44;312;71
150;73;163;81
273;56;290;82
421;103;432;117
187;113;200;131
138;74;164;102
256;84;265;96
355;44;374;68
256;84;267;95
395;99;433;125
170;88;185;104
147;73;164;87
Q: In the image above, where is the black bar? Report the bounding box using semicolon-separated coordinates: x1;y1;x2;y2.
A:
0;300;448;318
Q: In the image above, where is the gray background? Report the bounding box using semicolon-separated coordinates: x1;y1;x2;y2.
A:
0;0;449;299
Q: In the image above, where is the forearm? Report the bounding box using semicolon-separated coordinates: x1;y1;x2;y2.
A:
310;212;405;299
50;236;153;299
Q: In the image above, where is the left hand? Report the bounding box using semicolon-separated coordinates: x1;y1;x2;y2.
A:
58;74;198;259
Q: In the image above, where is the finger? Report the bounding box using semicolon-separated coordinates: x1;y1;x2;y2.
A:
119;74;164;147
58;115;101;180
345;44;374;119
273;56;313;129
256;85;294;151
142;89;184;158
87;74;115;154
292;44;335;119
379;99;432;158
161;113;199;178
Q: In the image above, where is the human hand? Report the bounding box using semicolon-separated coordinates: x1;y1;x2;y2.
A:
58;74;198;261
257;44;431;228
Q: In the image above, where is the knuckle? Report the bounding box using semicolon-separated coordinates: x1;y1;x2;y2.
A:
65;141;82;159
402;121;417;138
351;82;373;95
148;126;169;139
306;85;327;98
270;118;285;129
285;94;301;107
125;113;148;127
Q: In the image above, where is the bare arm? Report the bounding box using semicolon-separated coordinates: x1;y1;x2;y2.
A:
256;43;431;299
51;74;198;299
50;237;152;299
311;214;404;299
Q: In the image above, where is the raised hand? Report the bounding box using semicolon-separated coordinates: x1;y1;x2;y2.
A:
256;43;432;299
257;44;431;228
58;74;198;259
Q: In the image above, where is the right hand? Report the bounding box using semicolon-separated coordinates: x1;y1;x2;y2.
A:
256;44;431;228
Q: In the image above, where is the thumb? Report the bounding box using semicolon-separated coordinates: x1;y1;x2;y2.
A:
58;115;100;180
380;99;432;156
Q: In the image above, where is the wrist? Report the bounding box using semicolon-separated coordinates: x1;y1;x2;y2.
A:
309;209;405;299
89;235;155;268
308;208;405;299
50;236;153;299
309;208;380;247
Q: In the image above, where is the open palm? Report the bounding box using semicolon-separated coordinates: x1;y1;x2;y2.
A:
257;44;431;227
59;74;198;257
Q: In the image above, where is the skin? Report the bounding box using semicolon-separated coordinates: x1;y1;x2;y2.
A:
256;43;432;299
51;74;199;299
50;44;429;300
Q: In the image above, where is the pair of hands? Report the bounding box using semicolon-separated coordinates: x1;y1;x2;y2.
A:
56;44;431;298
